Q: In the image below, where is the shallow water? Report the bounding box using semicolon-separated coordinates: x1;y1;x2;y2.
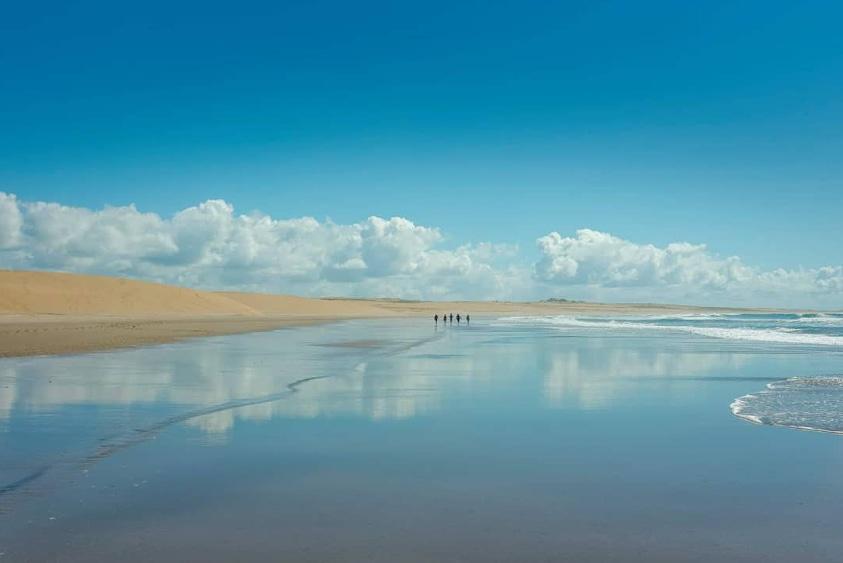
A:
1;317;843;562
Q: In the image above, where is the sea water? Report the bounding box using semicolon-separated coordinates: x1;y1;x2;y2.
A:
497;312;843;433
1;316;842;561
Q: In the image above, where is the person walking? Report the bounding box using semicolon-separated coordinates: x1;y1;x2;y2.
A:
434;314;439;325
466;314;470;325
449;313;453;324
456;314;461;324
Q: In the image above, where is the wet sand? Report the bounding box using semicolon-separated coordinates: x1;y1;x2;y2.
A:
2;319;843;561
0;316;333;358
0;269;762;357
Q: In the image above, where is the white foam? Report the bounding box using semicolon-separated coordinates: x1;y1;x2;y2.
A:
729;395;763;425
678;326;843;346
785;314;843;325
731;377;843;434
495;315;843;346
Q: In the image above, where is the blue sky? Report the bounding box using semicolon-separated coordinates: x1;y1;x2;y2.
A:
1;1;842;305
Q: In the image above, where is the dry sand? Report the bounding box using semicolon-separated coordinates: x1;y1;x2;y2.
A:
0;269;754;358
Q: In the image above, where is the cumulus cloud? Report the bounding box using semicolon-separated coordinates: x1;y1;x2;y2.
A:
534;228;843;306
535;229;754;288
0;192;840;306
0;192;23;249
0;193;524;300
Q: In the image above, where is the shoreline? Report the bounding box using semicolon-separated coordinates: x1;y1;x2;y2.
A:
0;269;779;358
0;301;762;358
0;315;344;359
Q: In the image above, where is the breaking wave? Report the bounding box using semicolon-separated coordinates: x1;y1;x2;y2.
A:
495;313;843;347
731;376;843;434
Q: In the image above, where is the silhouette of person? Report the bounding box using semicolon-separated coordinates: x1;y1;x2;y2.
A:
449;313;453;323
466;314;470;325
456;314;461;324
434;314;438;324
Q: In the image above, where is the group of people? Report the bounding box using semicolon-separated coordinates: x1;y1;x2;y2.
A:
434;313;469;325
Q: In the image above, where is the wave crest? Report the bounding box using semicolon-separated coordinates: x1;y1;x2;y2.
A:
731;376;843;434
495;315;843;346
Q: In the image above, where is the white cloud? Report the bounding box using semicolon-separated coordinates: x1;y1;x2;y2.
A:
0;192;23;249
534;228;843;306
535;229;753;288
0;193;524;300
21;200;176;270
0;193;840;307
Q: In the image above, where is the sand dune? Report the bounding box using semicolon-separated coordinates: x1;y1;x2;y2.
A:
0;269;755;357
0;270;261;316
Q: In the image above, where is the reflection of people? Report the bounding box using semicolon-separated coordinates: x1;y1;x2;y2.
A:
456;314;461;324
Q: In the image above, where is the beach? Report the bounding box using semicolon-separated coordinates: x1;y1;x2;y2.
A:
0;270;757;358
4;270;843;561
2;314;843;561
5;2;841;560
